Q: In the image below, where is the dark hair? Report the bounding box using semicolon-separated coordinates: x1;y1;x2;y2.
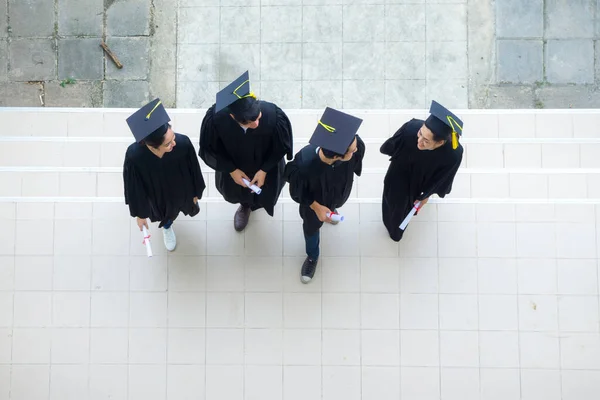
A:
228;97;260;124
141;123;170;149
425;116;453;143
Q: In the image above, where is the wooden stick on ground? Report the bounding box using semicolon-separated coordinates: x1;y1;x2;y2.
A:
100;42;124;69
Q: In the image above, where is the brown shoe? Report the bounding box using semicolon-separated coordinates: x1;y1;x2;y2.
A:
234;204;251;232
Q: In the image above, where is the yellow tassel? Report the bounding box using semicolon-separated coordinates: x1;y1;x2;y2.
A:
451;131;458;149
318;120;336;132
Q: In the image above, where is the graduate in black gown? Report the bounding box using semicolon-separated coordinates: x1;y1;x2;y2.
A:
284;108;365;283
381;100;464;242
199;71;293;231
123;98;206;251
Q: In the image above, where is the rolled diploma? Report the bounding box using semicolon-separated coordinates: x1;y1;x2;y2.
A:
399;201;421;231
327;212;344;222
142;225;153;257
242;178;262;194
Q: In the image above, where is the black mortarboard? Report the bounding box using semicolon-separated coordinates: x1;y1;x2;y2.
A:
425;100;464;149
126;98;171;142
309;107;363;155
215;71;256;113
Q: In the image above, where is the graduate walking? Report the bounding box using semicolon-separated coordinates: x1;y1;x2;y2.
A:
381;100;464;242
199;71;293;232
284;108;365;283
123;99;206;251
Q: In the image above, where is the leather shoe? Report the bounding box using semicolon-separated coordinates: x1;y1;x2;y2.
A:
234;204;251;232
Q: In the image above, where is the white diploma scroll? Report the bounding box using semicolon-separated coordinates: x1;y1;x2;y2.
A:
242;178;262;194
399;201;421;231
142;225;153;258
326;212;345;222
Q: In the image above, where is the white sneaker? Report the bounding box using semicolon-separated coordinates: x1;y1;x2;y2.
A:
163;226;177;251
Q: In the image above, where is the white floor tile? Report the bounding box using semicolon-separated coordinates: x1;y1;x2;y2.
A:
0;219;16;256
245;328;283;365
321;257;361;293
92;219;130;256
401;367;440;400
206;328;243;364
517;259;557;294
15;220;54;256
516;223;556;258
558;296;600;332
14;256;53;290
361;293;400;329
0;256;15;291
168;256;206;291
399;258;438;294
91;256;130;291
129;292;168;327
206;366;244;400
206;256;244;291
168;292;206;328
207;221;245;256
477;222;517;257
53;219;93;256
283;329;321;365
520;369;561;400
437;203;476;222
440;331;479;367
50;365;88;400
245;256;283;292
438;222;477;257
480;331;520;368
51;328;89;364
478;258;517;294
400;294;439;330
562;370;600;400
90;328;128;364
91;292;129;328
206;292;244;328
479;295;519;331
129;328;167;364
440;367;480;400
323;366;361;400
362;366;401;400
129;365;167;400
13;292;52;327
399;221;438;258
560;333;600;369
0;293;13;328
322;293;361;329
359;222;399;257
245;366;282;400
167;365;205;400
556;223;597;259
283;366;322;400
90;364;128;400
557;259;599;294
244;220;283;257
439;258;478;294
519;332;560;369
283;293;321;329
53;256;91;291
360;257;399;293
52;292;90;327
439;294;479;330
11;365;50;400
0;329;10;364
245;292;283;328
480;368;521;400
12;328;51;363
401;330;439;367
129;256;168;291
518;295;558;331
361;330;400;366
322;329;360;366
321;222;360;257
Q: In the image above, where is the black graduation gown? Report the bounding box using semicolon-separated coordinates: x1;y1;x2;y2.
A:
284;136;365;237
199;101;293;216
123;133;206;228
381;119;463;241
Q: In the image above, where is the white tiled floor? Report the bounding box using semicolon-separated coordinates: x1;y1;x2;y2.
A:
0;201;599;400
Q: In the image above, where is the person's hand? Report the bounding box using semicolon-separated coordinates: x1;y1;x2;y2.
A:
415;198;428;208
251;170;267;188
136;217;149;231
193;197;198;204
230;169;250;187
310;201;333;223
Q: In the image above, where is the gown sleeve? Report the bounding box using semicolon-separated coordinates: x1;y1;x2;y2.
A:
123;151;151;219
380;121;409;157
353;135;366;177
284;152;316;207
260;105;294;172
199;106;237;173
419;146;464;200
184;135;207;199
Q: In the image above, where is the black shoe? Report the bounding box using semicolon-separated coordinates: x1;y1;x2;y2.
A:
301;256;318;284
234;204;251;232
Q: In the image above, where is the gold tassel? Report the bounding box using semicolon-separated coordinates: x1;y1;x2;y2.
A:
451;131;458;149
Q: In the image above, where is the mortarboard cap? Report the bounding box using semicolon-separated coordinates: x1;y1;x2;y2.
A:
215;71;257;113
309;107;363;155
425;100;464;149
126;98;171;142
